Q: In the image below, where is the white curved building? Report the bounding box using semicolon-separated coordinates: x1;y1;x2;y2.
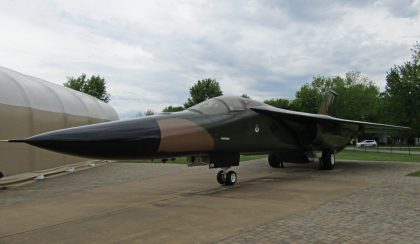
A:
0;66;118;176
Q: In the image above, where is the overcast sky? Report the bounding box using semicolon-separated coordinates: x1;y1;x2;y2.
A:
0;0;419;118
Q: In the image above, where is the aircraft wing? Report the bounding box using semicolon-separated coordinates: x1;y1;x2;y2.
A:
251;106;410;135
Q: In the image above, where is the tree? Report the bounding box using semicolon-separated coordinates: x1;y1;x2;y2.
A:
381;42;420;136
64;74;111;103
292;82;324;113
241;94;250;99
293;72;380;121
184;78;223;108
162;106;184;112
334;72;380;121
145;109;155;116
264;98;292;109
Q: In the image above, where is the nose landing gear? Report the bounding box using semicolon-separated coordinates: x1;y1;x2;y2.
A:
187;153;240;186
216;168;237;186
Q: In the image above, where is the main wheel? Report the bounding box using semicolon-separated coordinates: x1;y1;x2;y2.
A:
268;154;282;168
225;171;237;186
321;150;335;170
216;170;225;185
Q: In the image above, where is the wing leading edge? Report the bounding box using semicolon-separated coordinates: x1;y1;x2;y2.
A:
251;105;410;135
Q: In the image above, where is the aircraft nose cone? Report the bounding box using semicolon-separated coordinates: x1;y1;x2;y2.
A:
24;117;161;159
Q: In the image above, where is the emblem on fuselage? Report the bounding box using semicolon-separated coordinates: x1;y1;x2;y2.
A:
255;124;260;133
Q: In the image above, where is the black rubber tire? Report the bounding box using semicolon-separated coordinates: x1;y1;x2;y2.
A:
268;154;281;168
217;170;225;185
225;171;237;186
322;150;335;170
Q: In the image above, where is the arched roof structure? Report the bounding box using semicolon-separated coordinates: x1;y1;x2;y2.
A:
0;66;118;121
0;66;119;176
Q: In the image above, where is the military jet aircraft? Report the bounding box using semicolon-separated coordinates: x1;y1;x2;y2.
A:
9;92;408;186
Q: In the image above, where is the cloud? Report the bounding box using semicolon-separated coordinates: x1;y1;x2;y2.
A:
0;0;419;117
378;0;420;18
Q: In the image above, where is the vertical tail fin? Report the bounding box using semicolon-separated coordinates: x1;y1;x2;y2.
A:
318;91;337;116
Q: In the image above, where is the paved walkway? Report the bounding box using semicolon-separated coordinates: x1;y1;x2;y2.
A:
220;169;420;243
1;160;419;243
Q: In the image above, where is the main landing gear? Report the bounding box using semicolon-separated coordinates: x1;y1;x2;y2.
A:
319;150;335;170
268;153;284;168
267;151;335;170
216;168;237;186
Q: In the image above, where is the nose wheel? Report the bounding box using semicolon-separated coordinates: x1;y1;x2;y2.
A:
216;169;237;186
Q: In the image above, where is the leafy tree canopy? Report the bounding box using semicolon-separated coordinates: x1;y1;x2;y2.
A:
144;109;155;116
162;106;184;112
381;42;420;136
293;71;380;121
264;98;292;109
64;74;111;103
184;78;223;108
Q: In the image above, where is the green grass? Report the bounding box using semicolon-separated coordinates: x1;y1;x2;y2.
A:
240;154;266;161
407;170;420;177
378;147;420;152
117;154;266;165
337;150;420;163
348;147;420;152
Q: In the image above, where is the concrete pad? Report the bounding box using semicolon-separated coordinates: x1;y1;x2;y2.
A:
0;159;419;243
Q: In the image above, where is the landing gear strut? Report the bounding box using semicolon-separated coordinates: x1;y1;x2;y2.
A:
319;150;335;170
216;168;237;186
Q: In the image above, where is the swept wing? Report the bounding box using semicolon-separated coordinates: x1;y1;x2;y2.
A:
251;105;410;135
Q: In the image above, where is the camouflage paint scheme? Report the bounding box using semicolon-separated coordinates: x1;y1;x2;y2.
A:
13;94;408;164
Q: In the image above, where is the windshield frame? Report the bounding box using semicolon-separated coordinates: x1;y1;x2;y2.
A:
188;97;230;115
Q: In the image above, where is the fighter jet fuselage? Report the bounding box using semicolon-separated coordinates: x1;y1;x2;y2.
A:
11;94;409;186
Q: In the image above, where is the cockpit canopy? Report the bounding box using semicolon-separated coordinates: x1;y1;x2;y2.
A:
188;96;263;115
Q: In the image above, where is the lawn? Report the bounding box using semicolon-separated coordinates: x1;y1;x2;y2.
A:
378;147;420;152
336;150;420;163
346;146;420;152
407;170;420;177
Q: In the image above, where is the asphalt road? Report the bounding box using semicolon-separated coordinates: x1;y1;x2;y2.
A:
1;160;419;243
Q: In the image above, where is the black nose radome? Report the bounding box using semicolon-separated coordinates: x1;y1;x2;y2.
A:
22;117;161;159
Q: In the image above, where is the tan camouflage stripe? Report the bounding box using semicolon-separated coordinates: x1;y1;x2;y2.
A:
157;118;214;153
